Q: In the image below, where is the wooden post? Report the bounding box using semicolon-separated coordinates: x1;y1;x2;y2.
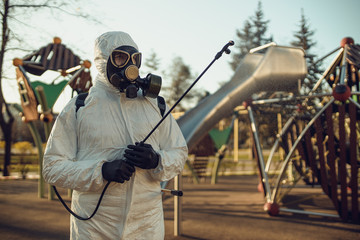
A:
233;118;239;162
174;174;182;236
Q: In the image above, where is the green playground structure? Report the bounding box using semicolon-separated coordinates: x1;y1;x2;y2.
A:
185;113;238;184
13;37;92;199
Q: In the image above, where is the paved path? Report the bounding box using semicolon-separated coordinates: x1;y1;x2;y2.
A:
0;175;359;239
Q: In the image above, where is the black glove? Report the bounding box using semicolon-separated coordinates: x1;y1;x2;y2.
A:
102;159;135;183
124;142;159;169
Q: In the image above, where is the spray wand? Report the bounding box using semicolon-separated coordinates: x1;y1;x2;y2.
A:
142;40;234;143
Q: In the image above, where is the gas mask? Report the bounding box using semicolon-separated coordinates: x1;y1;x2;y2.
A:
106;45;161;98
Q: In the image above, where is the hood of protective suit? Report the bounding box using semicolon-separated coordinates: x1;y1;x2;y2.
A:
94;31;139;89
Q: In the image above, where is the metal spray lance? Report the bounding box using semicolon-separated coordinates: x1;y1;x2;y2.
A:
138;40;234;197
142;40;234;143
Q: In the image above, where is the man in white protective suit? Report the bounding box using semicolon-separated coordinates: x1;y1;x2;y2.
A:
43;31;188;239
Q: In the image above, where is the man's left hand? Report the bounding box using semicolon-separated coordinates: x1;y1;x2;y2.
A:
124;142;159;169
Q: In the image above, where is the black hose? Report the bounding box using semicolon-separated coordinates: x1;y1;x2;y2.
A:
52;181;111;221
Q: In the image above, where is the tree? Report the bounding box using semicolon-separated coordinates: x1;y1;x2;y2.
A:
163;56;203;112
230;20;253;71
291;9;324;93
229;1;274;148
251;1;272;48
0;0;96;176
144;49;161;72
229;1;271;71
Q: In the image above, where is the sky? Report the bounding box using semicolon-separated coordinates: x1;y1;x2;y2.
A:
3;0;360;112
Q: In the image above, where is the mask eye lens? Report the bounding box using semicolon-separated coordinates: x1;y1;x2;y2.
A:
111;51;129;68
132;53;142;68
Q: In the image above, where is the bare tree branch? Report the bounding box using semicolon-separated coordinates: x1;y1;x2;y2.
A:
9;2;101;24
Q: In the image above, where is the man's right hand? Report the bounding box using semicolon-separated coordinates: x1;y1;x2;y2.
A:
102;159;135;183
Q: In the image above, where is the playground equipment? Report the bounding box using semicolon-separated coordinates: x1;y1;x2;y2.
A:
170;44;307;235
13;37;92;198
178;45;307;183
177;44;307;150
186;114;237;184
208;115;237;184
246;37;360;223
173;38;359;235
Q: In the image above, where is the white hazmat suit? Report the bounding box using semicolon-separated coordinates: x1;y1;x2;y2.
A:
43;31;188;239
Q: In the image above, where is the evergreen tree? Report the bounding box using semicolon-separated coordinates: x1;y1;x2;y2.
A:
144;49;160;72
228;1;274;149
230;1;271;72
251;1;272;47
230;20;253;71
291;9;324;93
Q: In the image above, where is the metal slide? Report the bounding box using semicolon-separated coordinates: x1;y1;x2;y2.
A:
177;45;308;150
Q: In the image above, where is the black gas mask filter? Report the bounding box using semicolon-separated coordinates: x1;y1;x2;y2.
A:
106;45;161;98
